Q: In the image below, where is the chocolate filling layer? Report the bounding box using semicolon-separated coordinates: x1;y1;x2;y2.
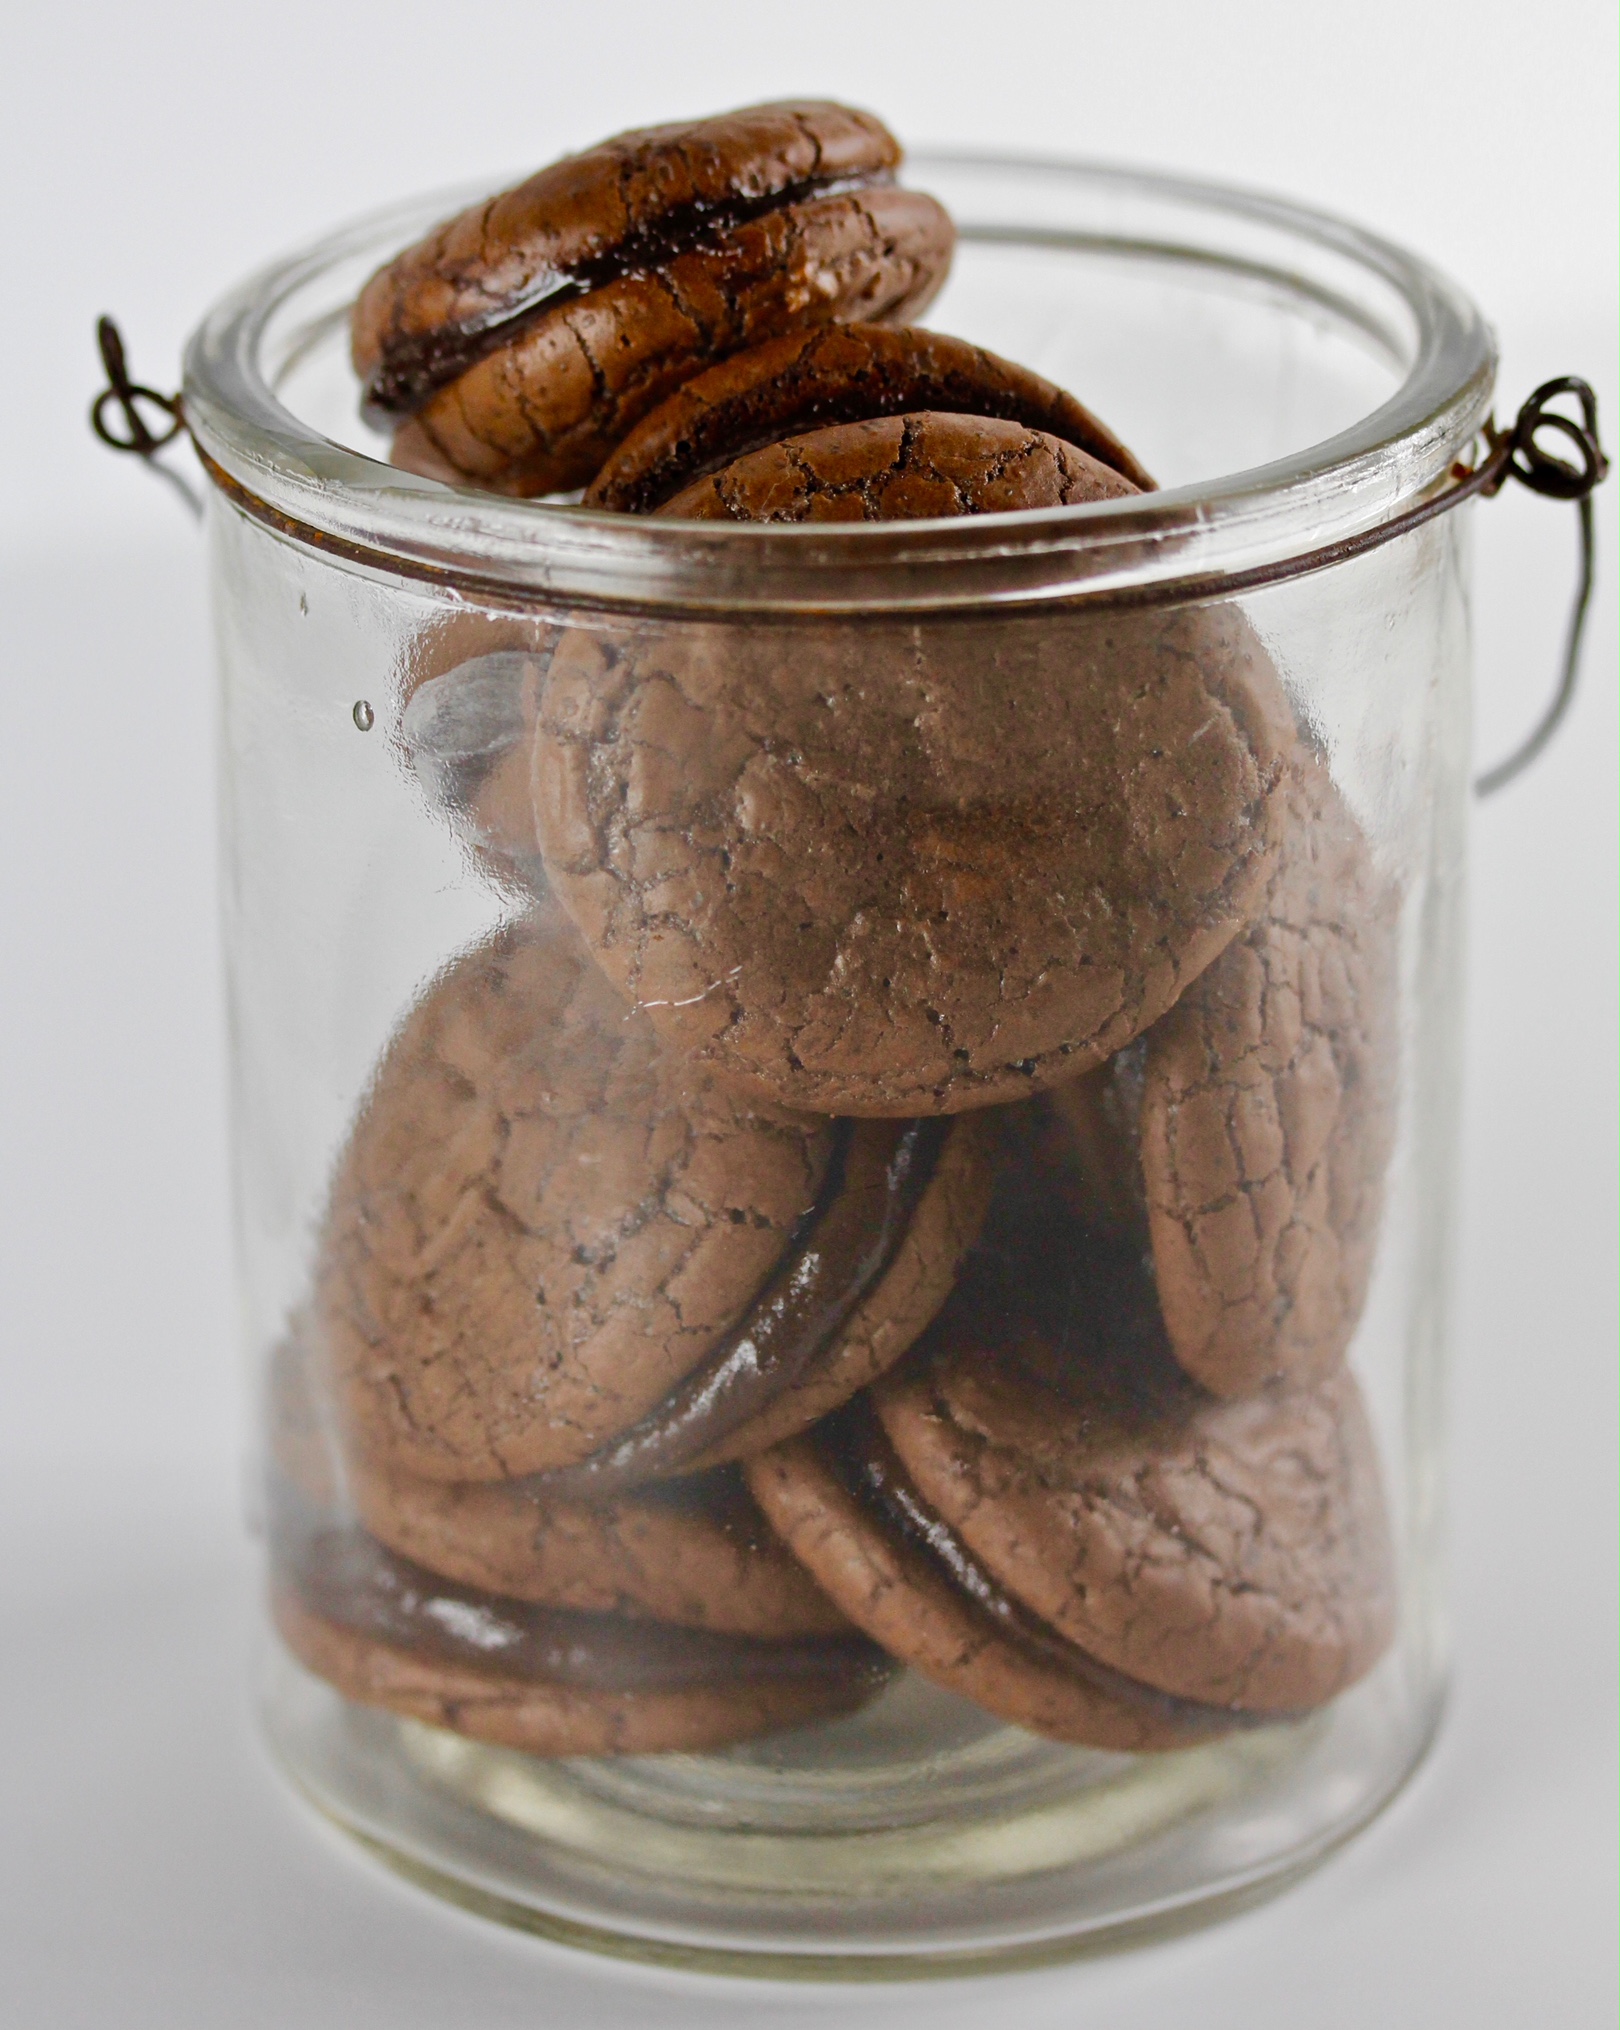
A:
820;1398;1267;1735
590;328;1155;513
528;1117;950;1499
272;1479;886;1695
365;170;893;418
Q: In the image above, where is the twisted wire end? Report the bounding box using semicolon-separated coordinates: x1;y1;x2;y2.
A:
89;316;200;519
91;315;185;455
1474;378;1608;798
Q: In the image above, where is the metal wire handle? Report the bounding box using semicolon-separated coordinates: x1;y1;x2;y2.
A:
88;319;1608;795
1472;377;1607;796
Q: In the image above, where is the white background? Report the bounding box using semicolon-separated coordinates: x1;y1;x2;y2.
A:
2;2;1614;2023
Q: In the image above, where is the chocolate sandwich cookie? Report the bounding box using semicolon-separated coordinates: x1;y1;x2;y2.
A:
353;101;953;497
267;1334;882;1752
748;1214;1395;1747
584;322;1155;512
315;903;991;1487
271;1480;890;1757
1046;756;1400;1396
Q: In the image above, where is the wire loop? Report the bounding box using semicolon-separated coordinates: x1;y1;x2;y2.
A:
1491;375;1608;504
90;316;186;455
1473;379;1607;797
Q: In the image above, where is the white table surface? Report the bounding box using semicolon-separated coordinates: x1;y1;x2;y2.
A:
2;2;1615;2021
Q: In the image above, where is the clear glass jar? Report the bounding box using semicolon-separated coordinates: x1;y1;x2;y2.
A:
184;153;1493;1975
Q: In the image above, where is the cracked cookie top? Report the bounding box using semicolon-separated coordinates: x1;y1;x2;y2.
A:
1136;756;1400;1396
745;1102;1394;1737
1043;757;1402;1396
317;906;838;1481
651;410;1137;521
531;592;1295;1115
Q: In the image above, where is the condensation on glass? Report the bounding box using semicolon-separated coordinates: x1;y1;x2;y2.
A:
184;156;1492;1974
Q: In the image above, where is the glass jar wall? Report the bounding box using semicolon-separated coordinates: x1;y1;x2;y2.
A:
188;155;1490;1973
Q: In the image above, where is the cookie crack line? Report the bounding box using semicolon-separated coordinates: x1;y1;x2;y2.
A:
519;1117;950;1496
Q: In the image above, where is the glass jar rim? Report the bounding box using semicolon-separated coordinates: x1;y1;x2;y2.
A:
182;150;1496;615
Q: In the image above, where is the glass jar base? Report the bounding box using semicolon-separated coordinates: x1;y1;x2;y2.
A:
263;1647;1442;1980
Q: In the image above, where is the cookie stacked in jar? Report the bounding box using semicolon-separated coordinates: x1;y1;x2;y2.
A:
271;102;1398;1761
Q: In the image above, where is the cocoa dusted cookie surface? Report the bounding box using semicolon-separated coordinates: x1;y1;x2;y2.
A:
314;904;991;1487
353;102;953;496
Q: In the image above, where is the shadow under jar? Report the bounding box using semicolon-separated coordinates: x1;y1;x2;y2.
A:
186;151;1490;1976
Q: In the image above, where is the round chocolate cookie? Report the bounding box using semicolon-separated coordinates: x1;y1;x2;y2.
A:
1137;758;1399;1396
353;102;953;496
1043;756;1400;1396
267;1333;882;1754
584;322;1154;512
314;903;991;1486
748;1220;1395;1746
531;584;1294;1116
